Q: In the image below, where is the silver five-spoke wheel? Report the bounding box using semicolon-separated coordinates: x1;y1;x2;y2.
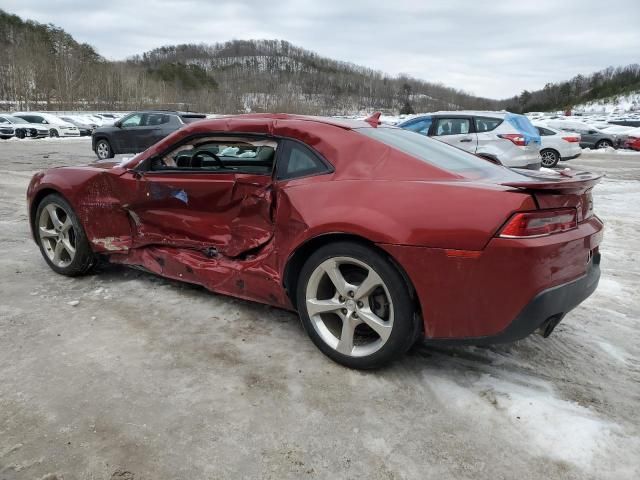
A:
38;203;76;268
96;140;110;160
305;256;394;357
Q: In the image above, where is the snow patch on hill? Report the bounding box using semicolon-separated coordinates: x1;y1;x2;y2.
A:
575;92;640;113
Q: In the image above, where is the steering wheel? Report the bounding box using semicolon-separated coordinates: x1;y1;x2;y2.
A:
193;150;224;168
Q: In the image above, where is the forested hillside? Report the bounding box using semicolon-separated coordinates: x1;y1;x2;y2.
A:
502;64;640;113
1;8;639;114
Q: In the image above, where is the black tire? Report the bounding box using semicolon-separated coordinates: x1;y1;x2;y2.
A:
49;128;59;138
540;149;559;168
596;140;613;149
35;193;96;276
95;138;114;159
15;129;25;139
296;241;418;369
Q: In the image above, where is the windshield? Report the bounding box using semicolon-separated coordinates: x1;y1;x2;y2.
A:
3;116;27;124
356;127;506;176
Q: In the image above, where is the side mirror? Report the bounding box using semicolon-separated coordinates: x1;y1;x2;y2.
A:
114;120;122;128
41;120;48;124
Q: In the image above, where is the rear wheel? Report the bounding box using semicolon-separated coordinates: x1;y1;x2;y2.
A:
596;139;613;149
540;149;559;168
35;194;95;276
297;241;418;369
95;139;114;159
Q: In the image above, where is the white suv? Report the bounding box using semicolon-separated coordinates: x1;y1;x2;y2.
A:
12;112;80;137
398;111;542;169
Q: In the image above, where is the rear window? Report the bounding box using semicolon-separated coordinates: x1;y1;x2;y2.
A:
356;127;504;175
180;115;207;124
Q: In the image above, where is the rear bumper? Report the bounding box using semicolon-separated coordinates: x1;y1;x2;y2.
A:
424;251;600;345
380;215;604;341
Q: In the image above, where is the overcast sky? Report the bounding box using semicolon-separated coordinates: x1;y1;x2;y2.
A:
2;0;639;98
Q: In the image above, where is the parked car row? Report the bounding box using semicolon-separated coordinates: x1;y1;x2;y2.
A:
0;111;128;139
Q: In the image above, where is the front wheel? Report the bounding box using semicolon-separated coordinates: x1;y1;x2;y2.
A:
15;129;26;139
35;194;96;276
296;241;419;369
596;140;613;149
540;149;559;168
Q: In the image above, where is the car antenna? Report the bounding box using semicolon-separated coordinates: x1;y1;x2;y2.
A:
364;111;382;127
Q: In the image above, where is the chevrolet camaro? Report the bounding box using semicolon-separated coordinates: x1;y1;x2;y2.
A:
26;113;603;369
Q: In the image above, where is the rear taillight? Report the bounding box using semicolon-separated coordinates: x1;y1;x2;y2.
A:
498;133;526;146
562;136;580;143
499;208;578;238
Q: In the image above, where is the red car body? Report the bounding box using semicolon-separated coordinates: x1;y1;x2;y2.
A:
27;114;603;344
624;134;640;151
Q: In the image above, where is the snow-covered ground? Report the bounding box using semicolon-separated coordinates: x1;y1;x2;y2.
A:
0;141;639;479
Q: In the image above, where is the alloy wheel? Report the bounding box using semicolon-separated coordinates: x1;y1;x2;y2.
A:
38;203;76;268
97;141;110;159
305;256;394;357
540;150;558;167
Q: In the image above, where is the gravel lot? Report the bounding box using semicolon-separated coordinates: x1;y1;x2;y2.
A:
1;138;639;480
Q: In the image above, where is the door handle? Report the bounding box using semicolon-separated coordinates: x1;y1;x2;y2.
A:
459;137;473;142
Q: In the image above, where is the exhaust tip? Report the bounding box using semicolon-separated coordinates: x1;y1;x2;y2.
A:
537;314;564;338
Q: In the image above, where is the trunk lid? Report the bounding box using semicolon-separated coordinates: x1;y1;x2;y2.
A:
502;169;602;223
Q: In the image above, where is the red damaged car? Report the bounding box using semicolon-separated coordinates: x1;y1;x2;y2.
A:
26;113;603;369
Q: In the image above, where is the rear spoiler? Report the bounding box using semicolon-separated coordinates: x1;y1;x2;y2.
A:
502;169;603;194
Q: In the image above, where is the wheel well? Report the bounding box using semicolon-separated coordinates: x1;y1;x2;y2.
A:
283;233;422;322
29;188;62;240
540;148;559;157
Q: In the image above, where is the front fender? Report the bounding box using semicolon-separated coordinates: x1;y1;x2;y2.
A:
27;166;133;252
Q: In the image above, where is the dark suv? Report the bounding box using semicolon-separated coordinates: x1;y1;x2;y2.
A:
92;111;207;159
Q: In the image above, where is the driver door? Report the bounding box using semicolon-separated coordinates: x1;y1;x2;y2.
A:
118;137;277;258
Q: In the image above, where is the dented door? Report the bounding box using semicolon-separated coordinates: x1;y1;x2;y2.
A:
123;171;274;257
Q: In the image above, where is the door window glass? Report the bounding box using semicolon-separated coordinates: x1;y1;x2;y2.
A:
152;136;277;175
121;114;143;128
474;117;503;132
144;114;170;126
435;118;470;136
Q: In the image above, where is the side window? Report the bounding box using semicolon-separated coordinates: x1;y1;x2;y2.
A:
277;140;331;180
434;118;470;136
121;114;143;128
537;127;556;136
403;117;432;135
0;118;7;124
151;136;276;175
474;116;503;132
144;113;170;126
